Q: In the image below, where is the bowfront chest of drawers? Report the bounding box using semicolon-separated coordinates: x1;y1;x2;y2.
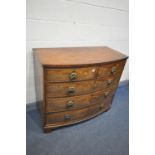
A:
33;47;128;133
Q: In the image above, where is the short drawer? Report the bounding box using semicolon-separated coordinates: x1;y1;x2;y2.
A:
46;86;115;113
45;95;112;125
45;66;97;82
98;60;126;77
45;60;126;82
45;73;121;98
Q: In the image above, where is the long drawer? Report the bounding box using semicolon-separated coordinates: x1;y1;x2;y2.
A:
45;60;126;82
46;86;116;113
45;95;113;125
45;72;121;98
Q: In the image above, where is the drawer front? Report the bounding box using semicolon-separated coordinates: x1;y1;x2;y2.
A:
46;86;116;113
98;60;126;78
46;73;121;97
46;95;112;125
45;66;97;82
45;60;126;82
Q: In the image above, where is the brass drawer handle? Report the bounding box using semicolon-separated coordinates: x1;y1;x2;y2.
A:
69;72;77;80
64;114;71;120
66;101;74;108
107;79;113;85
111;66;116;74
100;104;104;109
68;87;75;95
104;92;109;97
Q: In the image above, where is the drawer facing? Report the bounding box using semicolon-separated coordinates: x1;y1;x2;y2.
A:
46;95;112;125
98;60;126;77
45;66;97;82
46;86;115;113
45;60;126;82
45;73;121;98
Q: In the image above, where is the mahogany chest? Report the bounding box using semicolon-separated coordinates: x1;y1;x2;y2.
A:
33;46;128;133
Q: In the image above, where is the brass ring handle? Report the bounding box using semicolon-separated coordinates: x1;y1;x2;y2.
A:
64;114;71;120
100;104;104;109
69;72;77;80
111;66;116;74
107;79;113;85
68;87;75;95
104;92;109;97
66;101;74;108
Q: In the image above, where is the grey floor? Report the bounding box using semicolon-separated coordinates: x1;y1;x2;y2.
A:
26;82;129;155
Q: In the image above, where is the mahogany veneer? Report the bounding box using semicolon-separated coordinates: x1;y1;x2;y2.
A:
33;46;128;133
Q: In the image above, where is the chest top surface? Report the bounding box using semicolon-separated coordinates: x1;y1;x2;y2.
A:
33;46;128;67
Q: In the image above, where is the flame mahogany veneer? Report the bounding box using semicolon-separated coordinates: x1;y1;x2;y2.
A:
33;46;128;133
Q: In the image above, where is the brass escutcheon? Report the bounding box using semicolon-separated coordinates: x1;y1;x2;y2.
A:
111;66;116;74
64;114;71;120
68;87;75;95
69;72;77;80
107;79;113;85
66;101;74;108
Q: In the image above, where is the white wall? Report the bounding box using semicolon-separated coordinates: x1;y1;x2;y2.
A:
26;0;129;104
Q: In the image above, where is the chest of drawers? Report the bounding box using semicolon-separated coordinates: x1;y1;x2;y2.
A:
33;47;128;133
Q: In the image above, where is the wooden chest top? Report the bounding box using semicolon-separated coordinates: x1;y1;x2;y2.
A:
33;46;127;66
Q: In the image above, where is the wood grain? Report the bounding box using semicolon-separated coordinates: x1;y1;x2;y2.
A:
46;86;116;113
33;46;128;133
45;59;126;82
45;73;121;98
46;95;113;125
33;47;128;66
